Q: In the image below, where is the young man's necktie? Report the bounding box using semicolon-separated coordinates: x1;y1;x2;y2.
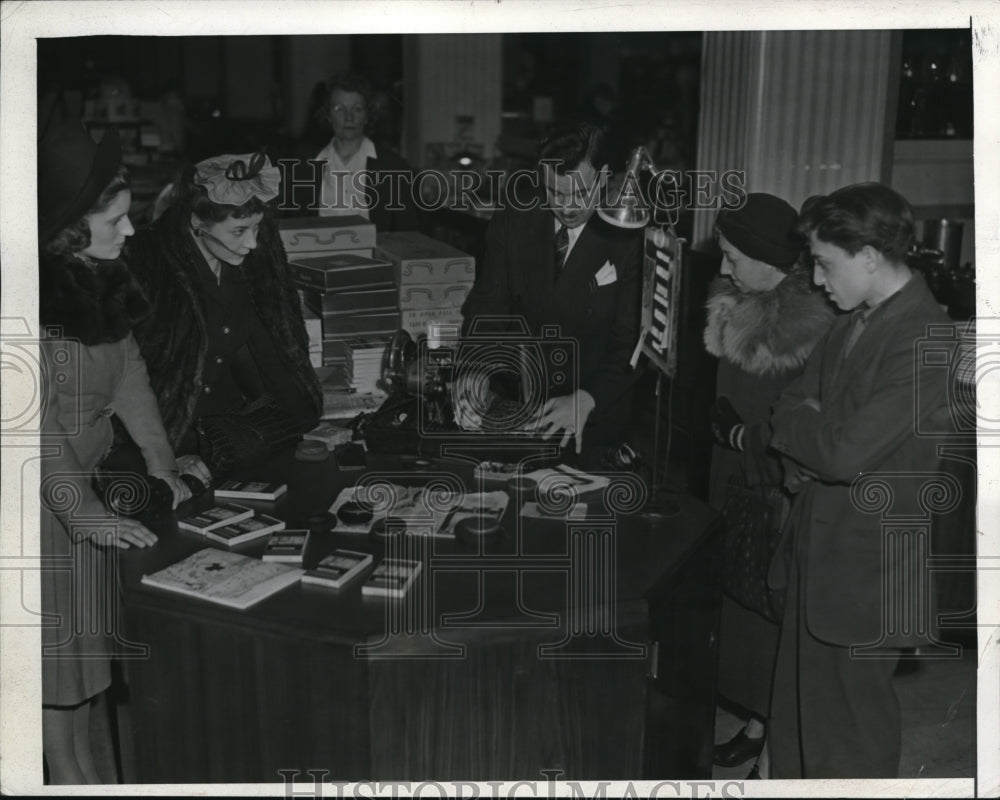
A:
842;310;867;359
554;224;569;272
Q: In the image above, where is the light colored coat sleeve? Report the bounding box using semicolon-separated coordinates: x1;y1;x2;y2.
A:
109;333;178;476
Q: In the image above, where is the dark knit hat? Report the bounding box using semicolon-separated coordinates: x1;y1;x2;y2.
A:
715;192;803;270
38;121;122;243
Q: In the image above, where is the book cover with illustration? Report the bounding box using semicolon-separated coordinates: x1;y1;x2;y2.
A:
140;548;303;610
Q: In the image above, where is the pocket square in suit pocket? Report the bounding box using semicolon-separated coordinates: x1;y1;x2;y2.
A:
595;261;617;286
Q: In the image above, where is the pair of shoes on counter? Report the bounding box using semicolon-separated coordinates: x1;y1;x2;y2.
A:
713;727;765;768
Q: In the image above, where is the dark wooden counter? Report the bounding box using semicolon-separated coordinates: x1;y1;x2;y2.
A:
117;450;722;782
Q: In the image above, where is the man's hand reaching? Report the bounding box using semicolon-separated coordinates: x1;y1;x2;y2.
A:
536;390;596;453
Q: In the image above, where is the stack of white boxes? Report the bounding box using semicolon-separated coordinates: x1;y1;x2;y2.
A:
280;225;478;419
374;232;476;339
279;214;375;260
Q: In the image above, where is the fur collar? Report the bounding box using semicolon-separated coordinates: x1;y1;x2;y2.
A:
39;252;150;345
125;207;322;447
704;266;836;376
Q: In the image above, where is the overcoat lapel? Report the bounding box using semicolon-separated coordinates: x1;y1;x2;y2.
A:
824;321;856;394
822;280;921;403
557;221;591;287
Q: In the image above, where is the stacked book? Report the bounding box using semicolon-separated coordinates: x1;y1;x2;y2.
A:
299;292;323;368
280;215;397;416
301;548;373;590
361;558;422;598
213;479;288;501
341;335;391;394
296;254;400;365
178;503;287;547
302;420;355;450
262;530;311;565
298;255;397;333
314;332;391;410
374;232;475;338
280;215;400;366
317;369;387;420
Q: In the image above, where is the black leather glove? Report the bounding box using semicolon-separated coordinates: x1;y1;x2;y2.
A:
710;396;745;451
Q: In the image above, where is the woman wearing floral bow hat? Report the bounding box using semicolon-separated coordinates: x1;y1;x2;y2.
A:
126;151;321;479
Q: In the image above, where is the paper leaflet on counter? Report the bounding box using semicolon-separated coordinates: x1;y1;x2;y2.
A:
523;464;610;496
519;501;589;520
434;491;508;537
328;484;508;537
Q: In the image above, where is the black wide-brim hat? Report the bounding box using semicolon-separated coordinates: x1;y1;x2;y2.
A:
38;121;122;243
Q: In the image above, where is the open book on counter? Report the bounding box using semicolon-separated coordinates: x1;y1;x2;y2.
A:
140;548;303;611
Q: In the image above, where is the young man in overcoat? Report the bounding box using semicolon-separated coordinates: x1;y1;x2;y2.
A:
767;183;953;778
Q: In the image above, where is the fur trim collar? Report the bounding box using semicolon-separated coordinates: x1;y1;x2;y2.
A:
125;207;322;448
704;267;836;376
39;253;150;345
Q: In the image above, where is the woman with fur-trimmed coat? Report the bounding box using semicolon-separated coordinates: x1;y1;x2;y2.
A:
38;121;191;783
703;194;836;775
126;152;321;481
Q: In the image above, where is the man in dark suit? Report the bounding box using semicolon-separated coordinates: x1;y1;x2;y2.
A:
764;183;954;778
458;123;643;459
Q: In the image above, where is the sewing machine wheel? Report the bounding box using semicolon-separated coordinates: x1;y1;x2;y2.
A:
383;329;416;395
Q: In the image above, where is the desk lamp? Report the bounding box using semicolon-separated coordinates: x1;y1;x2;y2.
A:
599;146;683;518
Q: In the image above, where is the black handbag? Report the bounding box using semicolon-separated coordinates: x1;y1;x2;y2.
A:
93;415;207;517
195;395;304;476
719;475;789;623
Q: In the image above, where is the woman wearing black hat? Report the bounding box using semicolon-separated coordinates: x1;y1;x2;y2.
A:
703;193;836;776
37;121;192;783
126;151;321;478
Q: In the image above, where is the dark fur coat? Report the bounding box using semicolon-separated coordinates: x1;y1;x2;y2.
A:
39;252;150;344
704;265;836;376
705;265;837;512
125;207;321;448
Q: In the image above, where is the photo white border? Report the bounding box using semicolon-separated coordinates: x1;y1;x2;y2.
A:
2;1;997;796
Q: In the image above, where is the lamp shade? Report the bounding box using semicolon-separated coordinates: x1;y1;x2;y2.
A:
598;146;655;229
